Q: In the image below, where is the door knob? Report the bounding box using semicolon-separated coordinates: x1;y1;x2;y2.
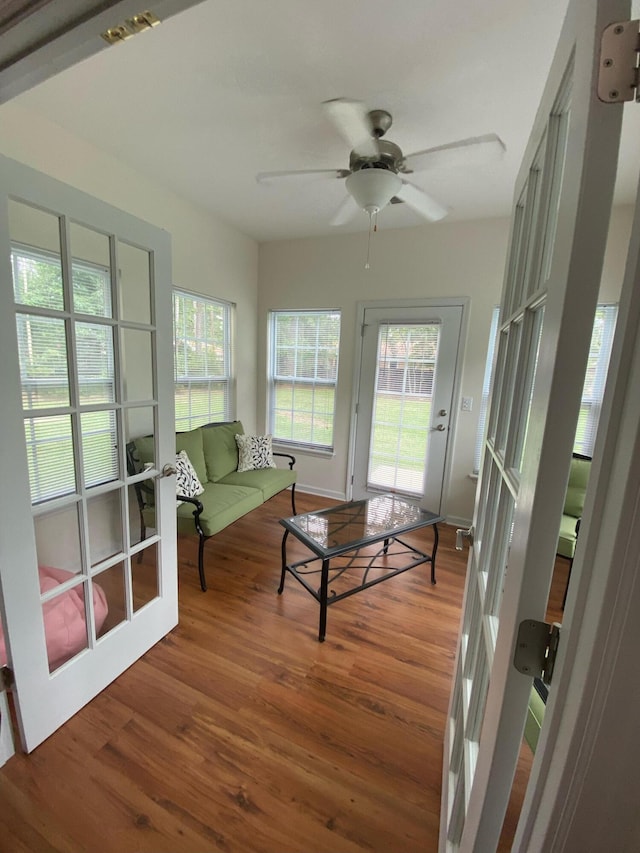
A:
439;409;448;416
155;463;176;478
432;423;446;432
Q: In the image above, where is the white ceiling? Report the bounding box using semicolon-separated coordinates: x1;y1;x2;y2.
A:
11;0;640;242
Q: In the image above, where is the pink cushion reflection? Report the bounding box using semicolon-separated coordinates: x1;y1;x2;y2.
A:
0;566;108;669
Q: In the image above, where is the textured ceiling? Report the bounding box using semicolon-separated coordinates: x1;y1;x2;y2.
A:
12;0;640;241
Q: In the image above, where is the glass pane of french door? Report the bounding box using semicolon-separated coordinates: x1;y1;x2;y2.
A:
367;322;440;495
0;152;177;752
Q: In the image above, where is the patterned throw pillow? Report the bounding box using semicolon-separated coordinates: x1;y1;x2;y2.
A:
235;434;276;472
175;450;204;505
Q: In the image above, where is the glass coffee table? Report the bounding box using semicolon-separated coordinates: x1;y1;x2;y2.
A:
278;493;442;641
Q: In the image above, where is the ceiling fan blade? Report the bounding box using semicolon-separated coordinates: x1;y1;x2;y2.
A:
401;133;506;173
322;98;380;159
396;180;449;222
256;168;348;184
330;195;360;226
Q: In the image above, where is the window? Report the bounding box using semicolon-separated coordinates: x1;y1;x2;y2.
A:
173;289;233;431
574;304;617;456
269;310;341;451
473;307;501;475
473;303;618;474
12;243;115;503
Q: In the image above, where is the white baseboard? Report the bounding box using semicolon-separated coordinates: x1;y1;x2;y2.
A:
445;515;472;528
296;484;347;502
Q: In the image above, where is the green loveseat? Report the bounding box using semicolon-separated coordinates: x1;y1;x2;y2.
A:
127;421;296;591
558;452;591;608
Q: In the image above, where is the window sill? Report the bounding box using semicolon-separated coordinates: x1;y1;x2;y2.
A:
468;473;479;481
274;443;335;459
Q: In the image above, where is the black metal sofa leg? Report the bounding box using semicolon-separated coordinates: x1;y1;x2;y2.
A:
198;533;208;592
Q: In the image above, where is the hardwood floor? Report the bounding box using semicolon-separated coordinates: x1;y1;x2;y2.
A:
0;491;569;852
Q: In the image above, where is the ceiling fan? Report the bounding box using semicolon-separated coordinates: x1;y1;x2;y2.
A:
256;98;506;226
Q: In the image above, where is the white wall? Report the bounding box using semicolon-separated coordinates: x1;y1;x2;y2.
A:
0;102;260;431
258;217;510;522
258;206;633;523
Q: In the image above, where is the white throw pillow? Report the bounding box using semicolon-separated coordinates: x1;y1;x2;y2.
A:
175;449;204;505
235;434;276;472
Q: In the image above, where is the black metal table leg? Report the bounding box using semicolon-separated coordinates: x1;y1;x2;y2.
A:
318;557;329;642
278;529;289;594
383;536;390;555
431;523;439;585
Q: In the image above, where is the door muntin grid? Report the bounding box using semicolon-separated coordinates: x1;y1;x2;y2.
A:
9;198;161;672
444;27;576;850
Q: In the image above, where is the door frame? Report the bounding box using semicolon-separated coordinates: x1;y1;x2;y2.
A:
347;297;468;518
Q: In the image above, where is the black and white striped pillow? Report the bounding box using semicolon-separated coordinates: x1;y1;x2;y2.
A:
175;450;204;505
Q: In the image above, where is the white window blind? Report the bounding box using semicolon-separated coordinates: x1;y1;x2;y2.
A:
473;304;618;474
473;307;501;475
173;289;233;431
574;303;617;456
12;243;115;503
269;310;341;451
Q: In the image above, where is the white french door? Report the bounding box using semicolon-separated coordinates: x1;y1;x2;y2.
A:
440;1;627;850
0;154;178;752
351;303;463;513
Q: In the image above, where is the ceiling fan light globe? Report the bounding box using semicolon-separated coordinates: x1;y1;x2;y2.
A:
346;169;402;214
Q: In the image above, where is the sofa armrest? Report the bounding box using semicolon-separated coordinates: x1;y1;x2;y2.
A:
177;494;204;515
273;451;296;470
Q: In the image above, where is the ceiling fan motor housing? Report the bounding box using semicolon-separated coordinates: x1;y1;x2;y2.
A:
349;139;404;174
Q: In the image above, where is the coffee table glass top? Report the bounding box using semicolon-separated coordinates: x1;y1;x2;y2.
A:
280;494;442;558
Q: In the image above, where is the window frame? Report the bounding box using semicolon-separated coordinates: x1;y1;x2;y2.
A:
173;288;235;432
268;308;341;453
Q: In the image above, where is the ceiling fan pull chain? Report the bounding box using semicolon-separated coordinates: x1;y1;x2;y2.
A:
365;211;373;269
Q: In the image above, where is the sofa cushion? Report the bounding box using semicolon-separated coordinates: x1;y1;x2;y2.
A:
558;513;580;559
219;467;296;501
176;427;207;485
134;434;155;467
134;427;208;487
563;456;590;516
178;482;262;537
141;482;263;537
202;421;244;482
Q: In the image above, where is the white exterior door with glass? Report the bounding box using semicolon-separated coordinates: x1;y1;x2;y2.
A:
351;303;463;514
0;154;178;752
439;1;627;850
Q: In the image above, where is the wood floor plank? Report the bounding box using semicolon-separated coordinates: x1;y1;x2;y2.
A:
0;490;570;851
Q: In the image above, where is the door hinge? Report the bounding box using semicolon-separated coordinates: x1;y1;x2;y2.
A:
514;620;561;684
598;20;640;103
455;525;474;550
0;666;14;690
